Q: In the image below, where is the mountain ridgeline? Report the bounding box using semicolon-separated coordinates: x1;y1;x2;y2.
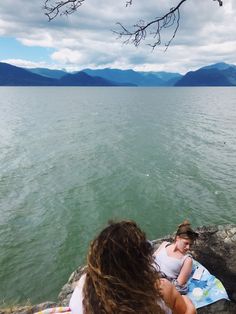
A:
0;62;236;86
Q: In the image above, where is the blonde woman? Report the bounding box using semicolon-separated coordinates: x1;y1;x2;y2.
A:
154;221;198;294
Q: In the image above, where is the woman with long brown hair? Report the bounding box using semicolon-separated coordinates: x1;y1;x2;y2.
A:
69;220;195;313
154;220;198;294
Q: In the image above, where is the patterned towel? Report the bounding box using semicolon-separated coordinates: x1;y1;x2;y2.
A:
34;307;71;314
187;260;229;308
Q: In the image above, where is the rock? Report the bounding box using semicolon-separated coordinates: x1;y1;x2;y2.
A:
152;224;236;313
152;225;236;301
193;224;236;303
57;224;236;313
57;266;86;306
197;300;236;314
31;302;57;312
0;302;56;314
1;224;236;314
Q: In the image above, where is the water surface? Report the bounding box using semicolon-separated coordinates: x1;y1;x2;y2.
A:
0;87;236;304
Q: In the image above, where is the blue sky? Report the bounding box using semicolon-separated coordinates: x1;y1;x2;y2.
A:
0;37;54;62
0;0;235;74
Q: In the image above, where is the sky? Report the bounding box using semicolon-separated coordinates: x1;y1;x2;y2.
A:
0;0;235;74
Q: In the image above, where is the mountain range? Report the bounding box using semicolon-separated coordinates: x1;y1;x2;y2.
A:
0;62;236;86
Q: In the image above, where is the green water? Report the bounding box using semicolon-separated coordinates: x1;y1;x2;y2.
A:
0;87;236;304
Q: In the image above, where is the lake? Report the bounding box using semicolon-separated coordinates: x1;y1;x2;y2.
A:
0;87;236;305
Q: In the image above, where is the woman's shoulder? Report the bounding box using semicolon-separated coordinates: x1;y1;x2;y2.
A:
182;253;193;262
159;279;194;314
159;278;174;294
159;279;177;310
163;240;171;246
181;255;193;270
69;274;86;314
154;241;170;256
158;241;170;250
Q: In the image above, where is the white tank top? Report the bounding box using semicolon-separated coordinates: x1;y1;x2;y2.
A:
154;242;189;279
69;274;172;314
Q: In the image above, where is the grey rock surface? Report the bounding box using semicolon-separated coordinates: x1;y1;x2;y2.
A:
152;224;236;313
1;224;236;313
0;302;56;314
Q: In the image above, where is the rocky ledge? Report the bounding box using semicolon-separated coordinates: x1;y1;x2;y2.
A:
151;224;236;314
1;224;236;314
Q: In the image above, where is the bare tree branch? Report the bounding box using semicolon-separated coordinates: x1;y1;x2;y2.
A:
43;0;224;49
44;0;85;21
126;0;132;7
213;0;223;6
114;0;186;50
114;0;223;50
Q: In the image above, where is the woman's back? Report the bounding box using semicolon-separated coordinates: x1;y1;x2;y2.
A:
69;273;172;314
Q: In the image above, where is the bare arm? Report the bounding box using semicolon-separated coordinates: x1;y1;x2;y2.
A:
177;257;193;285
160;278;196;314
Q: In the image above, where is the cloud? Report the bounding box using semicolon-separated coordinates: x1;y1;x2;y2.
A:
0;58;52;69
0;0;235;73
51;48;87;64
19;33;54;48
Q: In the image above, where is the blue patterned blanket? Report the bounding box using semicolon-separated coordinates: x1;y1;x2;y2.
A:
187;260;229;308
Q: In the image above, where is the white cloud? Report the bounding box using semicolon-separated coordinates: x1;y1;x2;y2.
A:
1;58;51;69
0;0;235;73
19;33;54;48
51;48;87;64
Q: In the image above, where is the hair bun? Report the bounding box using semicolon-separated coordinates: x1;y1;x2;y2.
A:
178;220;191;228
176;219;198;241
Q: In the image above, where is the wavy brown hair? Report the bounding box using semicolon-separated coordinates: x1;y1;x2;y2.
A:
82;220;164;313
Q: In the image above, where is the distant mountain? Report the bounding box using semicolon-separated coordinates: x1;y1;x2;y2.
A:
58;71;125;86
0;62;57;86
175;63;236;86
27;68;67;79
0;63;126;86
83;68;181;86
140;71;182;86
165;76;182;86
83;68;147;85
222;66;236;85
201;62;236;71
1;61;236;86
